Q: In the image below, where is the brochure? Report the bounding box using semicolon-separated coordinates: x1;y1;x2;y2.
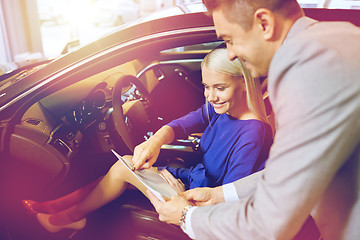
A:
111;149;178;202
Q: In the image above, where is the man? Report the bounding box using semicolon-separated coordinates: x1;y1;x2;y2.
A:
144;0;360;239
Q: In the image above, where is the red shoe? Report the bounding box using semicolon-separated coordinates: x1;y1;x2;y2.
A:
22;200;40;215
36;213;86;233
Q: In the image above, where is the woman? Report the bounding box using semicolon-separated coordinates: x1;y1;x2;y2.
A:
23;48;273;233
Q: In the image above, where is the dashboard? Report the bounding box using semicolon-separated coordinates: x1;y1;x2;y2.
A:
9;70;149;187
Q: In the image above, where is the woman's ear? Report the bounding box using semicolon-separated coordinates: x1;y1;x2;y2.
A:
253;8;275;40
238;76;246;92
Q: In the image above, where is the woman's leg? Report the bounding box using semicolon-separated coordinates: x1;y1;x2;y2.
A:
31;177;102;214
48;155;156;226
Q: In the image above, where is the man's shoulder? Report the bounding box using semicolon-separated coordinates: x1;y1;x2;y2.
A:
283;19;360;53
270;20;360;82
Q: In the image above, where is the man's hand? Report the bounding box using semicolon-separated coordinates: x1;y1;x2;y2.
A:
181;186;224;206
147;190;191;225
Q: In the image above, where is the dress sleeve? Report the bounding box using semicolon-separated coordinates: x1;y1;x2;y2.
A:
167;103;214;139
222;123;270;185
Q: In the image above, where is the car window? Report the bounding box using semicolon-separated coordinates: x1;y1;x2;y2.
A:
161;41;224;53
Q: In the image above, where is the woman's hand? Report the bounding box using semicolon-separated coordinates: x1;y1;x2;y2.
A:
132;125;175;170
132;137;162;170
180;186;225;206
160;169;186;193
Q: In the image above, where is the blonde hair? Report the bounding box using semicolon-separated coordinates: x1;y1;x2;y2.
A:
201;48;268;123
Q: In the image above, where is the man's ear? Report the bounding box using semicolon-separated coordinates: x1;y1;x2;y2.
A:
253;8;275;40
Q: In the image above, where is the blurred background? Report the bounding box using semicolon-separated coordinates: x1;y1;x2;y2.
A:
0;0;359;74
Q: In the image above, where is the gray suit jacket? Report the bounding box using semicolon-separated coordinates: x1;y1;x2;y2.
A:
190;17;360;240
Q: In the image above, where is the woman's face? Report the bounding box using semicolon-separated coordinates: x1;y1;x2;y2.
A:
202;65;245;118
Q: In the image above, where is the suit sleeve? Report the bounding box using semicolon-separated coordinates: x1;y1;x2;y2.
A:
189;35;360;239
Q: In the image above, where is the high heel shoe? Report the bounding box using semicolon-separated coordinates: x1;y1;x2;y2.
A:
22;200;40;215
36;213;86;233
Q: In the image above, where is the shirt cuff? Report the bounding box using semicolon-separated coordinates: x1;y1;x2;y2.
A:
223;183;239;202
184;206;197;239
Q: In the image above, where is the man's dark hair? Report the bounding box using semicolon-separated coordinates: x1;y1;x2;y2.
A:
202;0;301;30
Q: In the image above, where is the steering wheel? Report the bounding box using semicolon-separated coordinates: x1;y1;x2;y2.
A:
112;75;158;152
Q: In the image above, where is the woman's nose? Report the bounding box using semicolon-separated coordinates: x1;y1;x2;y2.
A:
206;89;217;102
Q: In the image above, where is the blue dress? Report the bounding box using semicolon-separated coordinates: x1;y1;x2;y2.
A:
165;103;273;190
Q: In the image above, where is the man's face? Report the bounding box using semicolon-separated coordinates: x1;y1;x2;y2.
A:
212;9;271;78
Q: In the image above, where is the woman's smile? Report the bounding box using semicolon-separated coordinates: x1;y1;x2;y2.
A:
211;102;226;109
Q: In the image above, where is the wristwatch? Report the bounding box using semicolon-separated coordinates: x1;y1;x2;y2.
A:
179;205;193;232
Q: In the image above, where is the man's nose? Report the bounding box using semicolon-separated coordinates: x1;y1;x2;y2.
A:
227;48;237;61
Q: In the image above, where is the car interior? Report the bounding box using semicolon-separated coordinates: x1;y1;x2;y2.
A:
3;39;247;239
10;42;217;190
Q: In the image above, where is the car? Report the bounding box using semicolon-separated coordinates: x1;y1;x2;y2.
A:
0;5;359;240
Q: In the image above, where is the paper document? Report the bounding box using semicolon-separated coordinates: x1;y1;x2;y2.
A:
111;149;178;202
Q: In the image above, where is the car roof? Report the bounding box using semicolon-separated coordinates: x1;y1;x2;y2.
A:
1;7;360;113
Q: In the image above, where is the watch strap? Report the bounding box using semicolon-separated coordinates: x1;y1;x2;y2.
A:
179;205;193;232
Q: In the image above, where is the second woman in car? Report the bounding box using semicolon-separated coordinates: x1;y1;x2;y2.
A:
24;47;273;232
